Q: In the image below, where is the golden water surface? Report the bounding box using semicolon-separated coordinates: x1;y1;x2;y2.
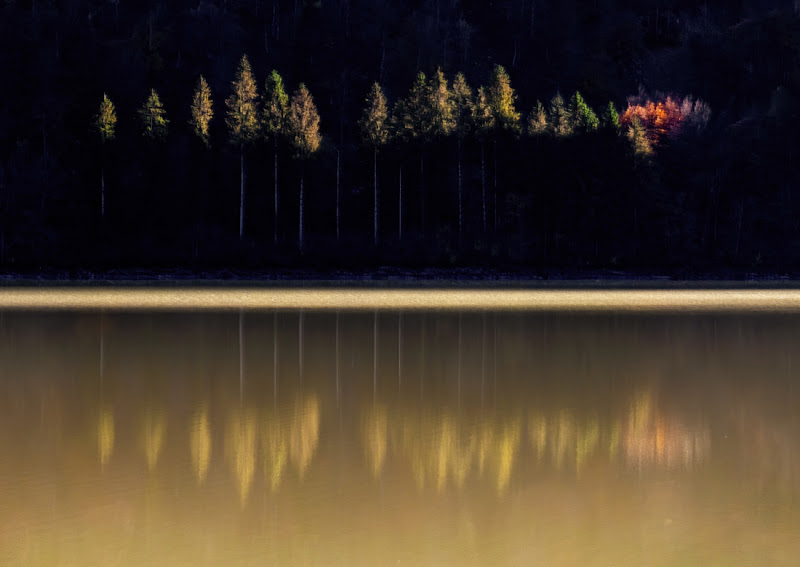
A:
1;307;799;565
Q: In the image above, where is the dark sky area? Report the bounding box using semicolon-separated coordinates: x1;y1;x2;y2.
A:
2;0;800;277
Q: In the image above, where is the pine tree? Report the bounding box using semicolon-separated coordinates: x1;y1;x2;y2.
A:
263;70;289;244
473;86;495;232
570;91;599;133
527;100;548;135
601;101;620;132
226;54;260;240
190;75;213;147
451;72;473;241
359;82;390;246
548;92;572;137
93;93;117;220
138;88;169;141
286;83;321;252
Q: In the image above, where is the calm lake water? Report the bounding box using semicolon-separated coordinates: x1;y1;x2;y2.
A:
1;307;799;566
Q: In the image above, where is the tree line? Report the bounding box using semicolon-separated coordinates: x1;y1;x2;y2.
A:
92;56;709;257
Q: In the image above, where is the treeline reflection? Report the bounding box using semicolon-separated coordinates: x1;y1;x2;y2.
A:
79;388;710;498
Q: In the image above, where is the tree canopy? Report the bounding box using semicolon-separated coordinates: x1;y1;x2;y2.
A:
138;88;169;141
226;55;260;147
287;83;321;159
359;82;390;150
190;76;214;147
94;93;117;144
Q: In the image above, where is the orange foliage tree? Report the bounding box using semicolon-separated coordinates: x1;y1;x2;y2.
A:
620;90;710;148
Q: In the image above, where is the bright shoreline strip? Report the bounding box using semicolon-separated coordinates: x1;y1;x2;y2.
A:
1;288;800;311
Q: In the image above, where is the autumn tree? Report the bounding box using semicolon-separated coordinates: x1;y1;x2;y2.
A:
225;54;260;240
527;100;548;136
601;101;620;132
93;93;117;220
359;82;390;246
263;70;289;244
286;83;321;251
570;91;599;133
190;75;213;147
548;92;572;137
486;65;520;231
451;72;473;240
473;86;495;231
138;88;169;141
626;116;652;159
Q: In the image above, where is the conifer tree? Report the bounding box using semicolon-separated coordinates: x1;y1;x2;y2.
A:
473;86;495;232
527;100;548;135
93;93;117;220
225;54;260;240
359;82;390;246
263;70;289;244
395;71;432;235
486;65;520;232
627;116;652;159
570;91;599;133
286;83;321;252
548;92;572;137
427;68;455;139
601;101;620;132
138;88;169;141
486;65;520;133
190;75;213;148
451;72;473;240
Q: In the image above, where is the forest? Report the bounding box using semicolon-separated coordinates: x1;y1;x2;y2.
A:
2;0;800;276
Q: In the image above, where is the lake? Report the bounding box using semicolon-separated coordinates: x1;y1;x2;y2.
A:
1;295;799;565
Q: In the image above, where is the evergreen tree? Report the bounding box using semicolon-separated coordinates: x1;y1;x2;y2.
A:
548;92;572;137
190;75;213;148
286;83;321;252
138;88;169;141
570;91;599;133
93;93;117;220
527;100;548;136
626;116;652;159
225;54;260;240
359;82;390;246
451;72;473;240
473;86;495;232
263;70;289;244
601;101;620;132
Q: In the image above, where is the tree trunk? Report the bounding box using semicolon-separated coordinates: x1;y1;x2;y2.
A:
101;165;105;220
481;142;486;232
420;153;425;236
458;139;463;244
493;139;498;233
373;149;378;246
274;139;279;245
299;161;304;251
399;165;403;240
239;148;245;240
336;148;340;241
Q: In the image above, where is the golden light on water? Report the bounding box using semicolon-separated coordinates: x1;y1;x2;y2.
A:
3;287;800;310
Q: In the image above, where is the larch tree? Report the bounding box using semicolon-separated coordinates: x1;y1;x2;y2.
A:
138;88;169;141
548;92;572;137
263;70;289;245
225;54;260;240
427;68;455;239
451;72;473;241
473;86;495;232
395;71;432;235
570;91;599;133
600;101;620;132
527;100;548;136
190;75;213;147
286;83;321;252
359;82;390;246
93;93;117;220
486;65;520;231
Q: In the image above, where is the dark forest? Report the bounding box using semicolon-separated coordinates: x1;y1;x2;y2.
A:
2;0;800;277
